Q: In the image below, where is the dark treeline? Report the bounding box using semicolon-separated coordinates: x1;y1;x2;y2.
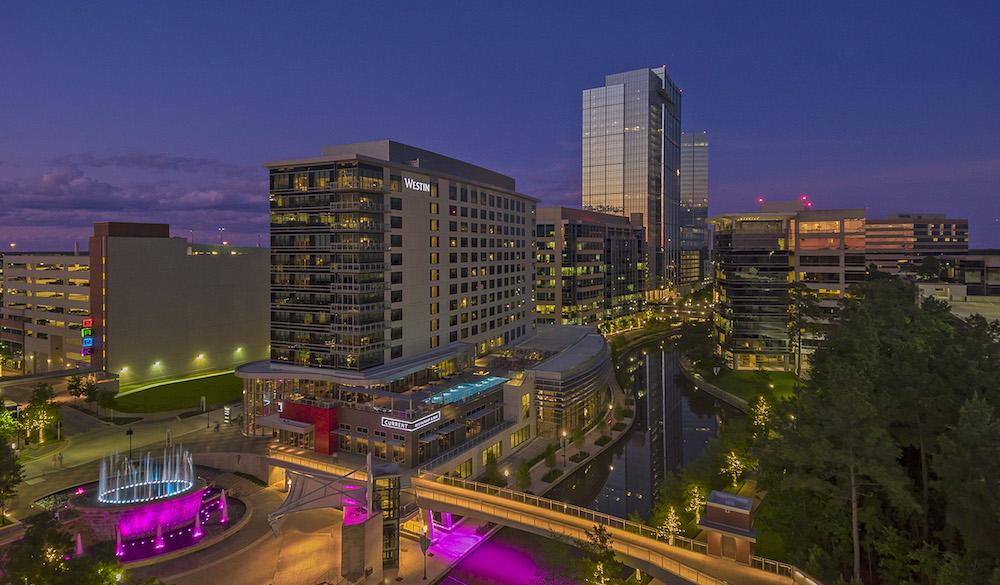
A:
759;278;1000;584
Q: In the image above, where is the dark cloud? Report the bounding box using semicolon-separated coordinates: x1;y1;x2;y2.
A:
0;167;267;235
52;151;261;181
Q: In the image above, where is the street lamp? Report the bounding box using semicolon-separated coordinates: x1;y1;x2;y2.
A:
420;524;430;580
126;428;133;460
561;430;567;467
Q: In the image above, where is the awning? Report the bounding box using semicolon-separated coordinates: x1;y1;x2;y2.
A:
332;428;352;436
466;409;493;421
418;434;442;444
437;422;464;434
256;414;316;434
385;439;404;447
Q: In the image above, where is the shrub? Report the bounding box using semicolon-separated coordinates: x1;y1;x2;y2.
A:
541;469;563;482
595;435;612;446
569;451;590;463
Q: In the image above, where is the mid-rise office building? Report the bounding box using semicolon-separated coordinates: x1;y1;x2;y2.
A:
1;222;269;384
710;204;971;371
535;207;645;326
680;132;710;289
583;67;682;295
710;204;866;371
865;213;968;272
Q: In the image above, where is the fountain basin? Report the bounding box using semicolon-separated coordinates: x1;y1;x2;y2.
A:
71;479;207;540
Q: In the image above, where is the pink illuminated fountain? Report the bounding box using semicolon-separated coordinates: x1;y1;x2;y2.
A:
71;445;206;542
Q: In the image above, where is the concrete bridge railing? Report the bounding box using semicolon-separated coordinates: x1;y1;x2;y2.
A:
413;473;814;585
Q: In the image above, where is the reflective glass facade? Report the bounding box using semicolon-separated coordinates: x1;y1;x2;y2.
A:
680;132;709;286
582;67;682;292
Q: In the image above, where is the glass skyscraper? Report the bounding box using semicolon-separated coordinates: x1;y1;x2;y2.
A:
680;132;709;286
582;67;682;293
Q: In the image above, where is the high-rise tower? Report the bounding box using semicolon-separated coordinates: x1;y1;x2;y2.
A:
680;132;709;287
582;67;682;295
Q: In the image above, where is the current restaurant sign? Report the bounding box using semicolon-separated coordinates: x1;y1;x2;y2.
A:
381;411;440;432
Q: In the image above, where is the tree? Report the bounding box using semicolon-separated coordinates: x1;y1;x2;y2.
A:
785;281;821;380
749;396;770;439
660;506;681;545
935;393;1000;558
97;390;117;420
67;375;85;406
0;409;18;442
29;381;55;407
83;379;98;413
723;451;744;486
544;444;557;469
578;525;623;585
572;425;585;452
482;450;504;487
0;442;23;524
515;459;531;491
0;511;155;584
684;484;705;524
762;307;914;582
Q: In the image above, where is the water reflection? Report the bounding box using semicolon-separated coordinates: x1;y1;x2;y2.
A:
547;343;727;521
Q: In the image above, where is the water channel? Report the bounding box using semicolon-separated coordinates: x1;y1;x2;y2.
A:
439;338;740;585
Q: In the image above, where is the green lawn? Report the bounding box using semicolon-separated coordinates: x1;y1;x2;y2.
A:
697;369;798;403
114;373;242;413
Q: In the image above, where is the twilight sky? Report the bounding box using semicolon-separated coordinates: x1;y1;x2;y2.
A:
2;1;999;251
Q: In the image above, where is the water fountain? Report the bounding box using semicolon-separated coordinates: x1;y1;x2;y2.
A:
71;445;207;541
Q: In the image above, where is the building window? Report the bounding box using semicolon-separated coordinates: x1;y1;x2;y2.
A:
430;269;440;281
430;236;439;247
391;327;403;340
482;441;502;467
391;290;403;303
510;425;530;449
430;336;440;348
430;303;439;315
391;309;403;321
390;253;402;266
430;319;439;331
391;272;403;285
391;346;402;358
430;286;439;298
390;197;402;210
391;216;402;229
449;331;458;342
390;234;402;247
453;459;472;479
430;219;439;231
430;253;439;264
430;202;439;214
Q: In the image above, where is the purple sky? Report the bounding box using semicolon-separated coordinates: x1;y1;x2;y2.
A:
3;2;999;251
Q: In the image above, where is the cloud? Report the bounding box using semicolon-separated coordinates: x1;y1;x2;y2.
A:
0;166;267;237
52;151;260;180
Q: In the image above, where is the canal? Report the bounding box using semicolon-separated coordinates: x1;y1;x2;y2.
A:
439;339;740;585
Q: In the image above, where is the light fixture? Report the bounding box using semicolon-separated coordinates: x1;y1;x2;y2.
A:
197;354;205;360
236;347;242;352
121;367;128;373
153;361;161;367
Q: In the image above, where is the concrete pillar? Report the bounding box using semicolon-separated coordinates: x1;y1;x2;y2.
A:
441;512;454;530
341;509;383;583
424;508;436;540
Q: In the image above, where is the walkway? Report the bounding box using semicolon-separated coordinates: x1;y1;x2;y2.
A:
414;474;796;585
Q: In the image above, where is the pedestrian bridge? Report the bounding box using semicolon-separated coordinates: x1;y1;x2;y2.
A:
413;474;819;585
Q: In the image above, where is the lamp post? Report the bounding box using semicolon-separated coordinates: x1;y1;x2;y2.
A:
420;524;430;580
561;430;567;467
126;428;133;460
